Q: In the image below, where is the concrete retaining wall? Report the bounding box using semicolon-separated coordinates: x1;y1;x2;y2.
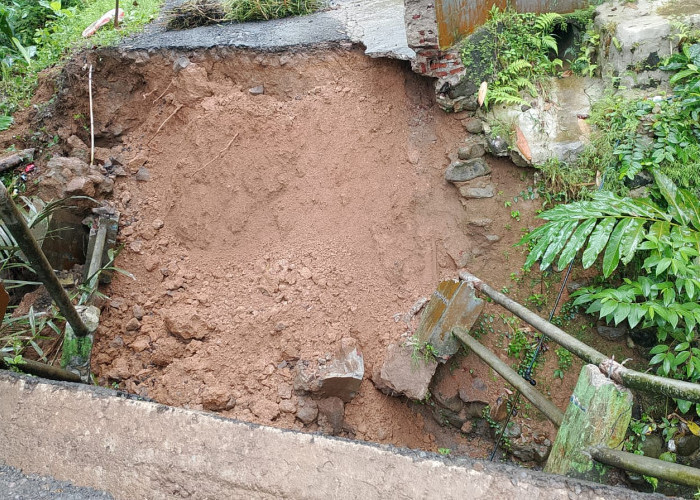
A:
0;372;660;499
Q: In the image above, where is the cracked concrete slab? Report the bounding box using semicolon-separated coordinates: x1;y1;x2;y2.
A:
123;0;414;59
0;372;664;500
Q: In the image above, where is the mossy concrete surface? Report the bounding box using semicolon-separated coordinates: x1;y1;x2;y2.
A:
545;364;633;480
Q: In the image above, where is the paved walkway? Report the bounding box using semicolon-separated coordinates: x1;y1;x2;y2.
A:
123;0;415;59
0;461;112;500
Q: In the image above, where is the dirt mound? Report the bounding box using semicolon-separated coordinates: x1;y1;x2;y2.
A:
21;46;551;454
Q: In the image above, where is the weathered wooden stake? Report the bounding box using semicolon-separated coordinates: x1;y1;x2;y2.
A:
453;326;564;426
544;365;632;479
0;184;89;337
589;446;700;488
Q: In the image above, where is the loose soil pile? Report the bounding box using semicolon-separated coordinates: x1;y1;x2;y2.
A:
10;46;612;457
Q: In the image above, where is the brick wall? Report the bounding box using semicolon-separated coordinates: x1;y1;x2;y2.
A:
404;0;465;80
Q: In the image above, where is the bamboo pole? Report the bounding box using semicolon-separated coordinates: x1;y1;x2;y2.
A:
589;446;700;488
0;184;90;337
0;357;81;383
459;270;700;405
453;326;564;427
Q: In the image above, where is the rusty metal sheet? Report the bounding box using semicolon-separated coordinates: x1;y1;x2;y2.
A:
436;0;589;50
515;0;589;14
436;0;506;49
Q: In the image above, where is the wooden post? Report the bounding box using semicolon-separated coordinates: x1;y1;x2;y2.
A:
589;446;700;488
459;270;700;405
453;327;564;426
544;365;632;480
0;183;90;337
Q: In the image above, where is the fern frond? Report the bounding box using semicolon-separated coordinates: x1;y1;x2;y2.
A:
534;13;563;33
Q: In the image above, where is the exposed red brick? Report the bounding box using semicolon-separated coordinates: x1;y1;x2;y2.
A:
449;67;464;75
412;14;421;19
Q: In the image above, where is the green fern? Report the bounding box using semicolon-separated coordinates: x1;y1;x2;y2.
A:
534;12;563;33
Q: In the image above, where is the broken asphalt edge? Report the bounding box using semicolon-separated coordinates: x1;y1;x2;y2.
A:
0;371;663;499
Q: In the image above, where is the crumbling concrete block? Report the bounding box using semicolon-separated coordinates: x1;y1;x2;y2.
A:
372;343;437;401
294;338;364;403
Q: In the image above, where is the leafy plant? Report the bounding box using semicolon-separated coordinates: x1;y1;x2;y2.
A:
438;447;451;456
460;7;566;108
554;347;573;379
519;171;700;415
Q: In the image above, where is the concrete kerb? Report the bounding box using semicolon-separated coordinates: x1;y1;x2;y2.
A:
0;372;664;499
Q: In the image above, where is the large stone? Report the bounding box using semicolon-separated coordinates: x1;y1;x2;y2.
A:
457;144;486;160
597;324;627;342
294;338;364;403
372;343;438;401
413;280;484;361
675;434;700;456
458;185;494;199
445;158;491;183
316;397;345;435
296;397;318;424
481;76;604;166
594;0;700;88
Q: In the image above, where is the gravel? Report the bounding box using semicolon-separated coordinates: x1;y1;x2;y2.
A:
0;462;112;499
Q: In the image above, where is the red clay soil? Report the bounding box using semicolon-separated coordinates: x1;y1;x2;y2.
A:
17;47;604;456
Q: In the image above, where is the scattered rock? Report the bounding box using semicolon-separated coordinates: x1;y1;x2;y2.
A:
162;311;210;341
485;234;500;243
279;400;296;413
65;176;96;197
504;422;522;439
468;218;492;227
676;434;700;456
294;337;364;402
135;167;150;182
66;135;89;163
457;144;486;160
316;397;345;435
512;441;551;463
445;158;491;183
125;318;141;332
433;388;464;414
250;399;280;421
249;85;265;95
372;343;437;401
460;421;474;434
277;383;293;399
296;397;318;424
132;305;145;320
463;118;484;134
152;219;164;230
596;324;627;342
629;186;650;199
201;386;234;411
459;185;495;199
490;397;509;422
640;433;664;459
485;135;509;156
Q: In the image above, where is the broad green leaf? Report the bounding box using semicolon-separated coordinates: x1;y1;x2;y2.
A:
675;350;691;366
600;299;618;318
523;223;561;269
603;219;631;277
582;217;616;269
613;302;631;326
650;344;669;354
557;218;596;269
654;171;689;226
676;189;700;231
620;218;646;265
540;221;578;270
677;399;692;414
